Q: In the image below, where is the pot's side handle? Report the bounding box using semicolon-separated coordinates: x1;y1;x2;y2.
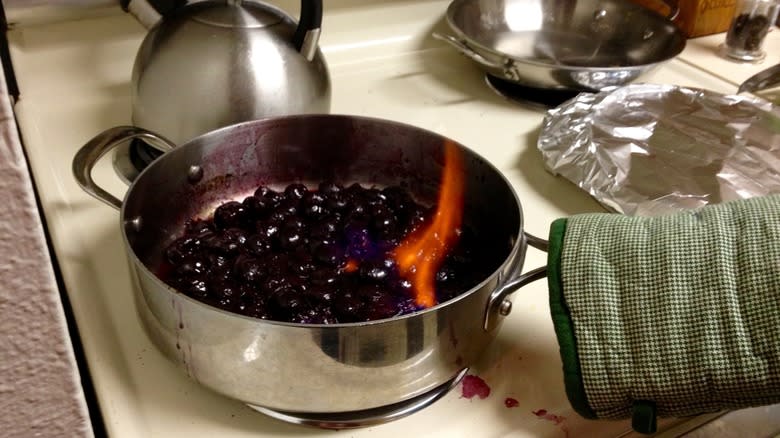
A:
293;0;324;61
483;232;549;332
72;126;176;210
432;33;504;70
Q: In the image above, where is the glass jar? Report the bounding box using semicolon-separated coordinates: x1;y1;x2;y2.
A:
720;0;780;62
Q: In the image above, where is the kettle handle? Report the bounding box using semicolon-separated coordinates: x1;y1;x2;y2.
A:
124;0;323;60
293;0;323;61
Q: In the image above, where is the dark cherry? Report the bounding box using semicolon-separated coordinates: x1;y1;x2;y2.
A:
206;228;247;255
299;306;338;324
254;186;282;205
277;227;303;250
370;208;397;237
185;219;212;236
366;293;399;320
179;277;208;299
269;285;308;319
213;201;248;230
265;254;292;276
382;186;412;208
325;193;348;212
314;242;344;266
242;195;272;218
245;233;273;256
284;183;308;200
275;198;300;218
332;291;365;323
301;192;328;220
363;188;386;206
172;258;209;280
165;236;200;265
209;278;239;301
244;296;271;320
318;181;342;195
310;269;338;287
255;218;281;239
359;260;392;283
344;183;364;197
160;181;487;324
233;254;265;285
310;219;338;241
436;264;456;283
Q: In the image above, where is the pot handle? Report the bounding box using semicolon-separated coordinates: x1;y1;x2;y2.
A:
72;126;176;210
293;0;324;61
483;232;549;331
432;33;504;70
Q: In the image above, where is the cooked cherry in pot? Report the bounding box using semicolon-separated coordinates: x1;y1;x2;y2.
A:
160;182;488;323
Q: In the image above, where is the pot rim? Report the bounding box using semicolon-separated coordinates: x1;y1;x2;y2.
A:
119;113;528;329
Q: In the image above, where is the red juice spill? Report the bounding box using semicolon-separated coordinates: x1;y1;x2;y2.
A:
504;397;519;408
532;409;566;424
533;409;569;438
461;374;491;399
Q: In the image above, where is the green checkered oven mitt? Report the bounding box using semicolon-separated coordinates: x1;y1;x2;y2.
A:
547;194;780;434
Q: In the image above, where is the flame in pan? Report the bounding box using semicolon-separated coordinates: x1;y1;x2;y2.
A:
393;140;464;308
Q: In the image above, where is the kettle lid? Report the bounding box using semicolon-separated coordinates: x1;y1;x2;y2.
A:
187;0;284;29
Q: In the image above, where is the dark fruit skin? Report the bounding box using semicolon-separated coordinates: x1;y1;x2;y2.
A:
160;182;488;324
213;201;248;230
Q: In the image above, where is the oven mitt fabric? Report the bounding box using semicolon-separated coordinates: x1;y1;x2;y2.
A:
546;194;780;434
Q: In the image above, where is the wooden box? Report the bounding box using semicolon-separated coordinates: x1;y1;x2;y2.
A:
630;0;738;37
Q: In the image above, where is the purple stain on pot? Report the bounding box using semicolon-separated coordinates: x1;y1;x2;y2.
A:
505;397;519;408
448;321;459;348
192;117;441;213
461;374;491;399
171;297;195;379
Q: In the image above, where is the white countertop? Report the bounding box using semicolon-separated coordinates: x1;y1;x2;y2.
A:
680;31;780;102
5;1;780;436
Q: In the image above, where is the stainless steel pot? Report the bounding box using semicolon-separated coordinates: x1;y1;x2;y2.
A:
72;115;546;422
435;0;686;91
125;0;331;145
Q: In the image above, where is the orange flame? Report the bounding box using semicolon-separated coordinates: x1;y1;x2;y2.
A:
393;140;464;308
342;259;359;273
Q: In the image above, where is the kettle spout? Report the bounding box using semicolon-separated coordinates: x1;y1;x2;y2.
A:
122;0;185;29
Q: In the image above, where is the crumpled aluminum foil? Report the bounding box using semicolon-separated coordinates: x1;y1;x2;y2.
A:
537;83;780;216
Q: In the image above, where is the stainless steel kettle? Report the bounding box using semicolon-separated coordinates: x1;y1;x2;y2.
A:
123;0;331;145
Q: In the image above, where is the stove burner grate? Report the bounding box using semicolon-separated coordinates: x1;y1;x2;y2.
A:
484;75;582;109
129;138;164;171
112;139;165;184
247;368;468;429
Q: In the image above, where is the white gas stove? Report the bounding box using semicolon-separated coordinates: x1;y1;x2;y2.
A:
6;1;779;436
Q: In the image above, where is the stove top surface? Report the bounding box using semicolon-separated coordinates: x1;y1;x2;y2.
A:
483;75;582;110
8;2;771;437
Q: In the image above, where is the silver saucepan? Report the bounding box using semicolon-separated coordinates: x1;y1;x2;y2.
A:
434;0;686;91
72;115;547;426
